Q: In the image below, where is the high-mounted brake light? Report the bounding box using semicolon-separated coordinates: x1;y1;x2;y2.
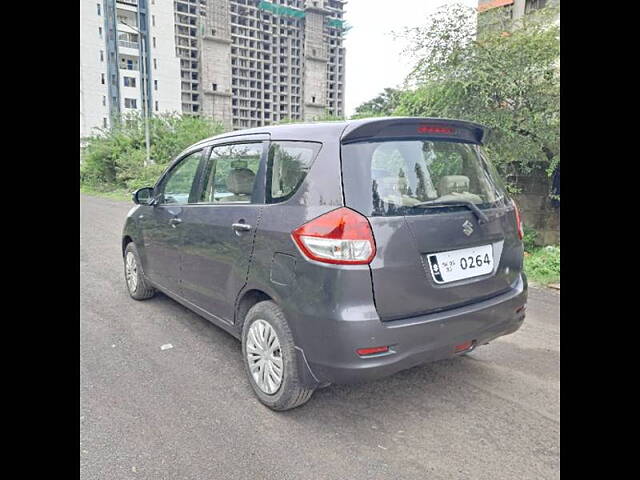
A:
291;207;376;265
417;124;454;134
512;199;524;240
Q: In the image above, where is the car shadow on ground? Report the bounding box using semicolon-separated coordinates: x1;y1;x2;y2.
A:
144;290;553;428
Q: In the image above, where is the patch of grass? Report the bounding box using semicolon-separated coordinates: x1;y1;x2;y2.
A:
80;185;131;202
524;245;560;285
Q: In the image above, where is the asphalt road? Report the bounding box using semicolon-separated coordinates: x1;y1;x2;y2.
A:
80;194;560;480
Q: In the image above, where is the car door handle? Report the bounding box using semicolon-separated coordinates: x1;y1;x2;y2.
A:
169;218;183;228
232;223;252;232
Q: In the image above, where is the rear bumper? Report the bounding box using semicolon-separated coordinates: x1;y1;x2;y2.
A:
302;273;527;385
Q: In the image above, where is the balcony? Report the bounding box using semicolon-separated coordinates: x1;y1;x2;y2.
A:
118;40;138;50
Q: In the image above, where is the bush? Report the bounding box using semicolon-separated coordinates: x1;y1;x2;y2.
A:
80;112;225;192
524;245;560;285
522;226;539;253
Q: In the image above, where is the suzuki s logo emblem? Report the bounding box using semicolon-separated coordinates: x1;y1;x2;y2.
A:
462;220;474;236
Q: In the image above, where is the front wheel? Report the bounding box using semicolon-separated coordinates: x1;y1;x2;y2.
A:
242;301;314;411
124;243;156;300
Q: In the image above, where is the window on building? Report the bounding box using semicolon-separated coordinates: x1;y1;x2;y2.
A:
97;3;101;15
102;96;106;106
124;98;137;109
155;101;159;112
152;15;155;27
101;73;105;85
153;37;156;48
103;117;107;128
98;26;103;38
123;76;136;87
153;58;157;69
212;83;217;91
100;50;104;62
154;80;158;91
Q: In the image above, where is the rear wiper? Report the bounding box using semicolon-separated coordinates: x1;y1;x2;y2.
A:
411;200;490;224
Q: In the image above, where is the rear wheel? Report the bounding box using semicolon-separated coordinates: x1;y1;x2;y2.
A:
124;243;156;300
242;301;314;411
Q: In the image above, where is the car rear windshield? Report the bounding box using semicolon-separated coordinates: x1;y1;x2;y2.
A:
341;139;507;217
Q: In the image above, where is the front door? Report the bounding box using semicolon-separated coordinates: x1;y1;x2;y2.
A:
179;140;266;323
140;149;204;294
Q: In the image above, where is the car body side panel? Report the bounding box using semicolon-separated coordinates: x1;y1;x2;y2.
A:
179;204;263;324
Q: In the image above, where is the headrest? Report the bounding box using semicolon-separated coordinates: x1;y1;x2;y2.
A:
438;175;469;196
226;168;255;195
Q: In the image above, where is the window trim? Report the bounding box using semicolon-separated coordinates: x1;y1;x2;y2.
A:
195;140;268;206
265;140;322;204
153;148;206;205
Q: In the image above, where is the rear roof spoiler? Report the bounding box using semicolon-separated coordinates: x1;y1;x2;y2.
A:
340;117;486;145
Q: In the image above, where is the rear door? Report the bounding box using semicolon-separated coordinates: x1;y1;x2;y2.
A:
341;119;523;321
178;137;267;323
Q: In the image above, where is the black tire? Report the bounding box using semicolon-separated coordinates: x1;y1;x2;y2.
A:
123;242;156;300
241;301;315;411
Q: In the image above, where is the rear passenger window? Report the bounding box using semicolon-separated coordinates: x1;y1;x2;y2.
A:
199;143;263;204
266;141;321;203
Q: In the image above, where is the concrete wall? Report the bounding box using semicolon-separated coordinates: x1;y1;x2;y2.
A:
512;169;560;245
303;7;328;120
149;0;182;114
201;0;233;129
201;38;233;129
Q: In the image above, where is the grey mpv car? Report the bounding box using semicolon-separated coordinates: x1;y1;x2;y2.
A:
122;117;527;410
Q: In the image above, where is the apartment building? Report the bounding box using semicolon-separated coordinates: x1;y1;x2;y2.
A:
81;0;182;140
81;0;347;139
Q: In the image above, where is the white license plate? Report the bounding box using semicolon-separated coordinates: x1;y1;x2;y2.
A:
427;244;494;284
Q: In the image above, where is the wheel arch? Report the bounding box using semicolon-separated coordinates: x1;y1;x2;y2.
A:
122;235;134;257
235;288;273;329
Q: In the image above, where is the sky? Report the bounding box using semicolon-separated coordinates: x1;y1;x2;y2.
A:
343;0;478;116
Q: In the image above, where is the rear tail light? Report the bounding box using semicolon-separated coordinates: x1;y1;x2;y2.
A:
291;207;376;265
512;199;524;240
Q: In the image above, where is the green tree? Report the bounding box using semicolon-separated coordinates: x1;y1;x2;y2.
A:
395;3;560;185
352;88;403;118
80;112;225;192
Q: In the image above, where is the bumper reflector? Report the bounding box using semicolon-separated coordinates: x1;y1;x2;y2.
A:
357;346;389;356
454;340;474;353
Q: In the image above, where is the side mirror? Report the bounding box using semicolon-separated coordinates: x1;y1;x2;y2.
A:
132;187;155;205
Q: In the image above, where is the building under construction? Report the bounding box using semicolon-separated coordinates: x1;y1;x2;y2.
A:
198;0;347;129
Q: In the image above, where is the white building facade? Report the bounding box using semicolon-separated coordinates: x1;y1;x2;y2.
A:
81;0;347;139
80;0;181;141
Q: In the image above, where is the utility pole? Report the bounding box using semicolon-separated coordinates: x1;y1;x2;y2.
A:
121;21;151;167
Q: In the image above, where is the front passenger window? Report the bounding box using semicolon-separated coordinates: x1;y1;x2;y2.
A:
200;143;262;203
159;151;202;205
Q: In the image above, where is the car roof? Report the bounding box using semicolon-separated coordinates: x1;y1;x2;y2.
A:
191;117;487;148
